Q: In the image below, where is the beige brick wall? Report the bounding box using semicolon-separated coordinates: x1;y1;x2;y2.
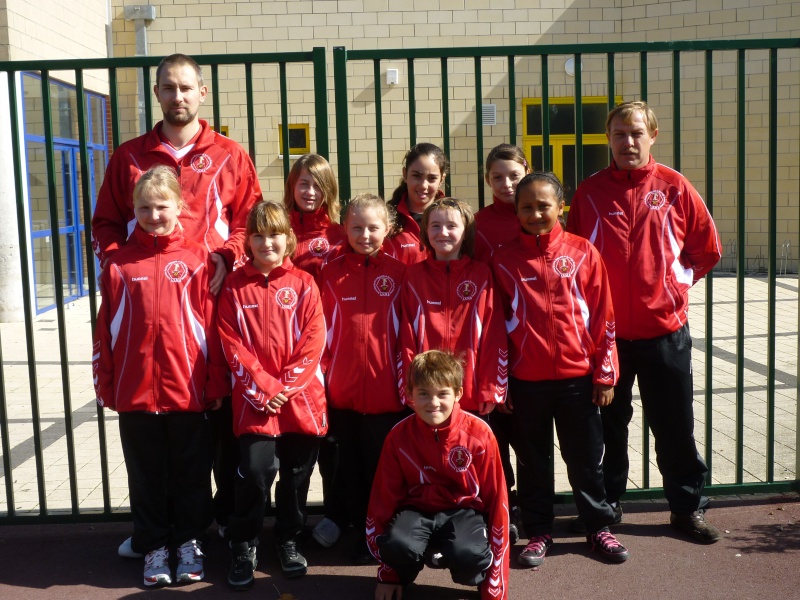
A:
5;0;108;91
95;0;800;271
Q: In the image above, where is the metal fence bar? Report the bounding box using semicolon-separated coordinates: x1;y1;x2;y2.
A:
279;62;290;177
441;57;451;197
312;47;329;160
703;49;715;481
474;56;484;209
407;58;416;146
333;47;351;203
735;48;746;484
766;47;778;481
373;58;385;200
244;62;256;165
507;55;516;146
541;54;550;171
673;51;681;172
211;64;221;133
143;66;153;132
574;53;583;184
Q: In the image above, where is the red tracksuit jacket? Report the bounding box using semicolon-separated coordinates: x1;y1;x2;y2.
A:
216;258;327;438
567;156;721;340
320;248;406;414
93;224;229;412
399;256;508;411
91;120;262;270
474;197;520;264
366;403;509;600
290;207;347;284
492;223;619;385
383;193;431;266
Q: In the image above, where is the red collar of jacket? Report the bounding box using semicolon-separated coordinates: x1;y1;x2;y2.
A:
240;256;296;280
131;223;186;252
411;401;464;438
489;197;517;217
610;154;657;184
518;221;564;256
144;119;216;155
343;246;391;267
291;206;335;236
422;253;471;274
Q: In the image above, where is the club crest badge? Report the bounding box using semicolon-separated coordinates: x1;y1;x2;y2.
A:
164;260;189;282
644;189;667;210
553;255;576;278
373;275;395;297
448;445;473;472
275;287;298;309
190;153;212;173
309;237;330;257
456;280;477;301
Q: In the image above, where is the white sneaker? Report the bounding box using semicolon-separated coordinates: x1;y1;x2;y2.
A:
312;517;341;548
176;539;205;583
118;536;143;559
143;546;172;587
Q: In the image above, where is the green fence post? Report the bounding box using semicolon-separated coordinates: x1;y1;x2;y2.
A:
766;47;778;482
333;47;351;203
279;61;290;178
703;49;715;483
312;47;330;160
735;48;746;484
373;58;385;200
474;56;484;209
441;57;451;197
508;55;517;146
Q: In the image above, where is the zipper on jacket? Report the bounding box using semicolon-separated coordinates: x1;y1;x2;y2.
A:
153;251;161;412
361;254;369;412
444;261;451;347
434;429;439;443
541;249;558;380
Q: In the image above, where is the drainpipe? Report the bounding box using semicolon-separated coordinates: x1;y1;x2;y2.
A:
123;5;156;135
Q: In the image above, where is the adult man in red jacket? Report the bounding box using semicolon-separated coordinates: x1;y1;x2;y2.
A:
92;53;262;294
92;53;262;557
567;101;722;544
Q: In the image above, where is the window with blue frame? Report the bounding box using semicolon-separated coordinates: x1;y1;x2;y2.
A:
21;72;109;313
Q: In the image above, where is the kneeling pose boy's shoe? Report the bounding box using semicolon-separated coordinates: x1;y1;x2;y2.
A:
587;527;630;563
276;540;307;578
143;546;172;587
312;517;341;548
517;534;553;567
176;539;205;583
228;542;257;590
118;536;144;559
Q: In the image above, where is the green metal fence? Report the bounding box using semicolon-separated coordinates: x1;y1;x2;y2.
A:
0;40;798;524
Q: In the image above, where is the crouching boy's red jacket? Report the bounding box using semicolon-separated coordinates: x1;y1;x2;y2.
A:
366;403;509;600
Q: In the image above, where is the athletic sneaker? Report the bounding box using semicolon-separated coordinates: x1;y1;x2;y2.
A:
517;534;553;567
312;517;341;548
176;539;205;583
587;527;630;563
228;542;257;590
509;506;522;544
276;540;308;578
143;546;172;587
118;536;143;559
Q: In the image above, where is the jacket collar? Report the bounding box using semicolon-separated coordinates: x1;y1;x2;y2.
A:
518;221;564;255
290;206;333;235
343;246;387;267
145;119;215;156
489;197;517;217
610;154;657;184
413;401;464;438
132;223;185;252
423;253;471;273
241;256;295;280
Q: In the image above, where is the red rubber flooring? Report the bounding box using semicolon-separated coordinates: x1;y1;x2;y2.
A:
0;493;797;599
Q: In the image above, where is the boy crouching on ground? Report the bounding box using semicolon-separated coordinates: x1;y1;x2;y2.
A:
366;350;509;600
